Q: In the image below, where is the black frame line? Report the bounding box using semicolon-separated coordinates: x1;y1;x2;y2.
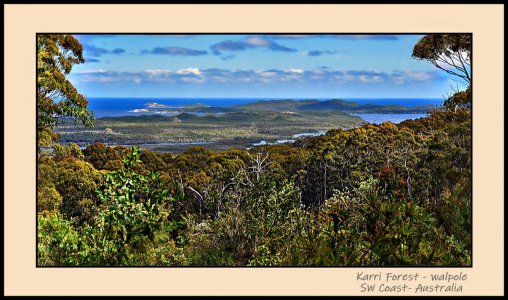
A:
35;32;473;269
5;2;507;5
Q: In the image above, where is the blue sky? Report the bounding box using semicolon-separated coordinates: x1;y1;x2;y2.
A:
68;34;461;98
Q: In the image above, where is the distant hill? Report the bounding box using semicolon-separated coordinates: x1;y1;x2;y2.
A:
234;99;320;111
103;99;437;118
298;99;361;111
232;99;436;114
181;103;210;109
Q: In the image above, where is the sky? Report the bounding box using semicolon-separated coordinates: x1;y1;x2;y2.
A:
68;34;462;98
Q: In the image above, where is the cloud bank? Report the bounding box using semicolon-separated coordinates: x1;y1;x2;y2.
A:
210;36;297;55
85;57;101;63
271;34;399;40
141;47;208;56
83;44;126;57
71;68;443;86
306;50;339;56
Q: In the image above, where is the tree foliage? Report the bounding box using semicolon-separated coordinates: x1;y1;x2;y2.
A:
412;34;471;84
37;34;94;147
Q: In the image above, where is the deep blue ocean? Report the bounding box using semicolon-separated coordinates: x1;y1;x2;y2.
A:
87;97;443;118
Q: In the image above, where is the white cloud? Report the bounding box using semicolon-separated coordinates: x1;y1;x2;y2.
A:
246;36;270;46
76;69;107;74
176;68;202;76
259;71;277;78
71;68;443;86
405;71;432;81
180;77;205;83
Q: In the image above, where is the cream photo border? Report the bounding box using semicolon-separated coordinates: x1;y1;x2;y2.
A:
4;4;504;296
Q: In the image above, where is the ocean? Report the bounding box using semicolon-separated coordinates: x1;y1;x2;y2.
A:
355;113;429;124
86;97;443;118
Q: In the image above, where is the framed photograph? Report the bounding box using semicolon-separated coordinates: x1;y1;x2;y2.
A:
4;3;504;296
